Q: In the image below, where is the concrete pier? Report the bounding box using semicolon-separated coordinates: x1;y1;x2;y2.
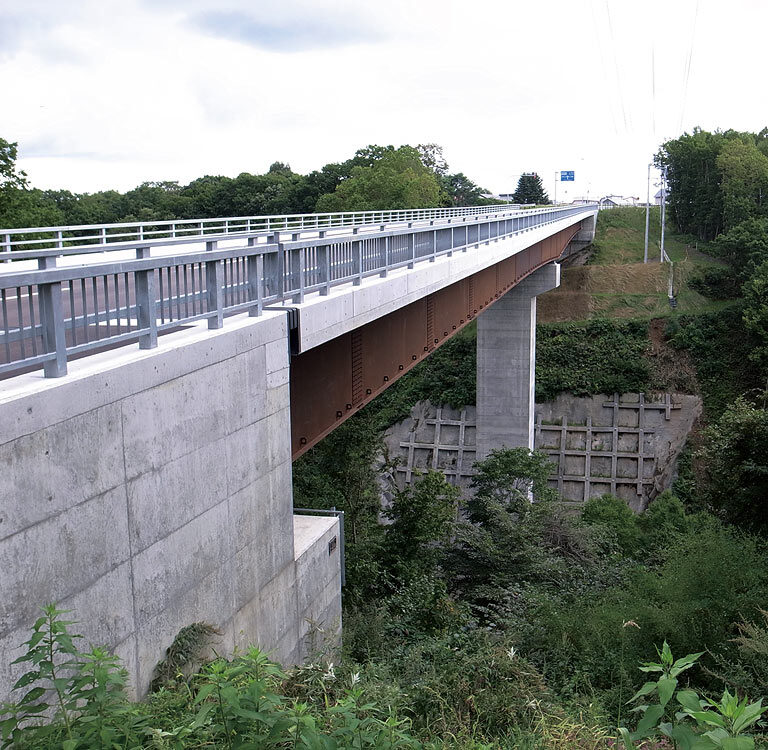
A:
476;263;560;459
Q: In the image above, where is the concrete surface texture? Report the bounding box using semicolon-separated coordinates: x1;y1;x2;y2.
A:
382;392;701;511
476;264;560;460
0;311;341;703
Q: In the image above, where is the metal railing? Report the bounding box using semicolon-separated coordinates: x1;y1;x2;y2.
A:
0;204;596;380
1;203;543;260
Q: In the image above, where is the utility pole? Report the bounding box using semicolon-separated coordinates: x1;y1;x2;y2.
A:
554;171;558;204
643;163;651;263
659;165;668;263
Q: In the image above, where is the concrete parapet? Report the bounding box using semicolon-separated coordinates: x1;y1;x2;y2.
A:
0;312;341;702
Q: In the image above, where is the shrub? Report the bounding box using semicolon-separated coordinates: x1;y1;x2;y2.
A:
697;397;768;533
536;319;653;400
581;494;642;558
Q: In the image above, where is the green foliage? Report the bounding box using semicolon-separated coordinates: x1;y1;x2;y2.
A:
536;319;653;400
150;622;221;692
688;265;742;300
510;173;549;205
0;138;27;193
711;609;768;697
669;307;762;416
697;397;768;533
334;624;555;743
657;127;768;241
1;610;428;749
742;261;768;368
292;411;386;603
581;494;642;557
440;172;498;207
619;643;766;750
0;605;143;749
467;447;555;523
445;449;602;616
0;139;498;233
315;146;445;212
520;518;768;705
581;492;692;562
716;137;768;231
383;470;458;584
711;218;768;280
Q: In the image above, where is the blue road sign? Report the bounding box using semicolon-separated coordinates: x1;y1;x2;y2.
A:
560;171;575;181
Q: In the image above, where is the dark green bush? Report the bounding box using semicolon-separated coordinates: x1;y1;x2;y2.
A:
581;494;642;557
536;319;653;400
688;265;741;299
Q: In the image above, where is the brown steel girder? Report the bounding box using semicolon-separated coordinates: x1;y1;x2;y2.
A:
289;222;581;458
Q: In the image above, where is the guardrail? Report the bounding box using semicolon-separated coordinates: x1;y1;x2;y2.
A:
0;204;596;380
0;203;550;259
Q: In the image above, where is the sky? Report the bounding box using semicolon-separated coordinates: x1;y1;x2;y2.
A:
2;0;766;204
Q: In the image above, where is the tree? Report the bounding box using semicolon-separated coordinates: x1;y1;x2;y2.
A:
711;217;768;279
742;260;768;368
510;173;549;205
698;397;768;533
441;172;497;207
443;448;592;612
314;146;445;212
416;143;449;176
382;470;458;584
655;128;768;240
0;138;27;191
716;137;768;230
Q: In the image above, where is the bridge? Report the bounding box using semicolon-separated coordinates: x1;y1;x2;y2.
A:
0;202;597;700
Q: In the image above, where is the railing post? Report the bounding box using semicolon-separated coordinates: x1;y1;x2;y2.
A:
316;231;331;296
263;233;284;300
206;258;224;329
292;246;306;304
246;238;263;317
352;227;362;286
135;247;158;349
430;229;437;262
38;257;67;377
380;234;389;278
3;233;10;263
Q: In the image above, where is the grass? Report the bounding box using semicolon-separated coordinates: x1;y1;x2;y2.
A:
538;207;732;323
589;206;716;266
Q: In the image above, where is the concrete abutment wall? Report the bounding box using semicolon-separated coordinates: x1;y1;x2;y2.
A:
0;312;341;703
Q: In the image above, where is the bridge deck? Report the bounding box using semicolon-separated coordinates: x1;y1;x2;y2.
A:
0;204;596;380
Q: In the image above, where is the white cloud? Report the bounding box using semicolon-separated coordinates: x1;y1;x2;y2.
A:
4;0;767;202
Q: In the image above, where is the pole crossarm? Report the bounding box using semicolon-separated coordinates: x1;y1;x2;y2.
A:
0;204;597;379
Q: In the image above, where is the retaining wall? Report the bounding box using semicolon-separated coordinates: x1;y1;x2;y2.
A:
0;312;341;702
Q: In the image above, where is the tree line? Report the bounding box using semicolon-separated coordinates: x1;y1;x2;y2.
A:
656;127;768;241
0;140;502;229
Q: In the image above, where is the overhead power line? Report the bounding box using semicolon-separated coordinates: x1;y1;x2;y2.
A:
679;0;701;133
604;0;629;133
588;0;619;136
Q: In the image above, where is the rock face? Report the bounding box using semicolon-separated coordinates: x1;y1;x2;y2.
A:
382;393;702;512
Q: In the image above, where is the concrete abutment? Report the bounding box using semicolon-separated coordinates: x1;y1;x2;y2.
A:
0;312;341;703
